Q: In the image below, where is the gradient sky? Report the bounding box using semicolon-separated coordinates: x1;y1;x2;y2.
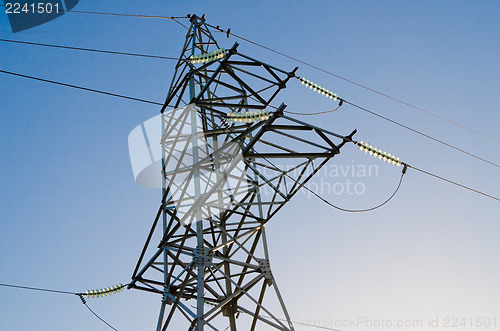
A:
1;1;499;330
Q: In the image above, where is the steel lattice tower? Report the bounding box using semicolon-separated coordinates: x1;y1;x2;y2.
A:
129;15;355;330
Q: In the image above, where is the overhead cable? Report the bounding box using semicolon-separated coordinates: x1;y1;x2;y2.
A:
0;282;124;330
0;38;179;60
1;69;498;203
292;76;500;169
0;69;163;106
206;22;499;143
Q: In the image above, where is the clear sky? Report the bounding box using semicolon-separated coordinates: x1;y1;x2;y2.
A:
1;1;499;330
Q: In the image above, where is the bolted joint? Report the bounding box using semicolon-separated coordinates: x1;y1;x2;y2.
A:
221;299;239;317
193;247;213;267
162;291;174;305
256;258;274;284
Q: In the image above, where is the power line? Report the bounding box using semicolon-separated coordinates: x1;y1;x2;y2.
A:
2;282;337;331
302;144;500;207
304;168;406;212
1;282;121;331
1;68;498;203
264;136;500;206
4;66;497;171
0;4;187;20
287;77;499;169
68;9;187;20
0;282;77;295
408;165;500;202
342;100;500;169
79;295;119;331
351;141;500;203
0;69;163;106
232;110;498;205
206;23;499;144
0;38;179;60
259;152;406;212
2;18;495;175
4;7;494;143
285;103;342;116
2;39;497;169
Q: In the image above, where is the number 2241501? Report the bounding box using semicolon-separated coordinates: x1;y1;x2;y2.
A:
5;3;61;14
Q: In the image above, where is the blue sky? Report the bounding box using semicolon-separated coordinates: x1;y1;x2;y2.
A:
1;1;499;330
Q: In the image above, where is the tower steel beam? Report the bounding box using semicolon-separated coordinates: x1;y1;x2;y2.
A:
129;14;355;330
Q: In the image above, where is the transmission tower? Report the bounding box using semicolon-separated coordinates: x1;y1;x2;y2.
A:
129;15;355;330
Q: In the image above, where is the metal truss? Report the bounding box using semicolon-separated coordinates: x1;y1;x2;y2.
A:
129;15;356;331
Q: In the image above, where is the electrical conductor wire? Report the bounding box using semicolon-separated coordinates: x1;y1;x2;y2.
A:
0;38;179;60
0;282;121;330
0;69;163;106
3;4;493;143
206;22;499;143
342;100;500;169
0;5;187;20
302;169;406;212
1;69;498;203
258;152;406;212
285;103;342;115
